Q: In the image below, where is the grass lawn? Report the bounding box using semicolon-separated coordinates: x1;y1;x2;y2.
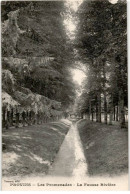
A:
77;119;128;177
2;120;70;178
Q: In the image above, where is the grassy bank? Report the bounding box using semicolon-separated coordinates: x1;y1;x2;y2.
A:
2;120;70;178
77;119;128;177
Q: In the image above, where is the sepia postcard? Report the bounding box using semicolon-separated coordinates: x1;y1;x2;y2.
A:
1;0;129;191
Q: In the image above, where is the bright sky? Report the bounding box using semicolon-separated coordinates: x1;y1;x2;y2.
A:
64;0;86;85
63;17;76;38
64;0;118;85
109;0;118;4
72;69;86;85
65;0;83;12
64;0;83;39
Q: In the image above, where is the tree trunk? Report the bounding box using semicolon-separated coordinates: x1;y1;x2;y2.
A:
92;110;94;121
116;106;119;121
15;113;19;128
119;90;126;128
26;111;30;125
109;94;113;125
109;112;113;125
103;61;107;124
11;108;13;126
37;112;40;124
89;100;91;121
2;107;6;128
98;93;101;122
29;111;32;125
109;104;113;125
104;93;107;124
22;111;26;127
96;96;98;122
113;106;116;121
6;110;10;129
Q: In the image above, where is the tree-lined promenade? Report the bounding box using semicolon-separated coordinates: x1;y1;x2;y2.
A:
75;0;127;128
2;1;127;129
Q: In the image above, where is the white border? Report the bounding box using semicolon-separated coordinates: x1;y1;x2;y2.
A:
0;0;129;193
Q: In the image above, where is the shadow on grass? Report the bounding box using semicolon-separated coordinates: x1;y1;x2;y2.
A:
77;120;128;177
2;121;70;177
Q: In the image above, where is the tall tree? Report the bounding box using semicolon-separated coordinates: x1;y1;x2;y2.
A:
75;0;127;127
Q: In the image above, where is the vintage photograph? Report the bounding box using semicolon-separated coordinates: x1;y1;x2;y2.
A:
1;0;128;191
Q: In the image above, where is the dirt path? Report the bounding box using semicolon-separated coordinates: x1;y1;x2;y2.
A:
48;121;88;177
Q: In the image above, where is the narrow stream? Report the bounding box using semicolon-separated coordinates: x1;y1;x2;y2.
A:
48;120;88;177
72;122;88;177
